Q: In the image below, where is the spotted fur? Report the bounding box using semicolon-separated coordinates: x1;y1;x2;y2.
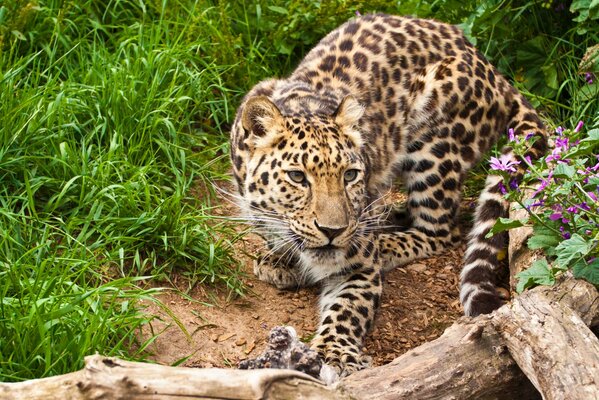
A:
230;14;547;376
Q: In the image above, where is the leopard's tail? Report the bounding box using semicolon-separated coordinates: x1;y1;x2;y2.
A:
460;94;548;316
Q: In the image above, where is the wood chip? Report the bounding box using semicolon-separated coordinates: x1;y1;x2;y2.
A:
244;341;256;355
406;263;427;273
217;333;236;342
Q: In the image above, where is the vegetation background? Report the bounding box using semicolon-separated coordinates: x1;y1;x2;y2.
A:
1;0;597;382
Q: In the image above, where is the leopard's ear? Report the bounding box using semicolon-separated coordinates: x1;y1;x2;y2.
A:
333;95;364;128
241;96;284;141
334;96;364;147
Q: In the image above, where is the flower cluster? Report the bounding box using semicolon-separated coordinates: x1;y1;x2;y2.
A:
489;121;599;286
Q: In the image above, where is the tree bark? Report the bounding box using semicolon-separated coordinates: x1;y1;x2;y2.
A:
492;277;599;400
507;199;540;295
339;276;599;400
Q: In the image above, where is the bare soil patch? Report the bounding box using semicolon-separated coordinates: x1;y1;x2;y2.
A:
143;192;466;369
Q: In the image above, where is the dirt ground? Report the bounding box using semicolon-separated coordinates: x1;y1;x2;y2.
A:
143;190;467;369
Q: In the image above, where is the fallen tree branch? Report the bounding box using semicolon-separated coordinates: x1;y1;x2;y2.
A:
0;355;348;400
492;278;599;400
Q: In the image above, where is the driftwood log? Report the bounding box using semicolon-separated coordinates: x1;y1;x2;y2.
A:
1;213;598;399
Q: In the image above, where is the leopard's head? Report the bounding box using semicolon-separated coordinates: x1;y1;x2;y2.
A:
233;95;369;280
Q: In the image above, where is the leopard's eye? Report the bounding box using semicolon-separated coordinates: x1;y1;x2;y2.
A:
287;170;307;184
344;169;359;183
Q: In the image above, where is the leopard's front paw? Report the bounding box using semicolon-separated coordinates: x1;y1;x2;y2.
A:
320;351;371;383
253;256;301;289
312;341;371;380
335;352;372;377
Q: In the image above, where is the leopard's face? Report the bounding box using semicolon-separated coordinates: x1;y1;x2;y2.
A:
236;96;369;279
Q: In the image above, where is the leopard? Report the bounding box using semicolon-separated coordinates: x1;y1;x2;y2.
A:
229;13;547;378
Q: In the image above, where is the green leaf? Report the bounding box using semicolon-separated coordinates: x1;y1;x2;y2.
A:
555;234;592;268
585;128;599;141
576;83;599;102
516;258;555;293
486;217;529;238
527;224;561;255
553;163;576;179
267;5;289;15
541;63;559;90
572;258;599;285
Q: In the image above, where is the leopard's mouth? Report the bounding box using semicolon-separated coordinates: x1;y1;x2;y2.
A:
303;240;341;250
312;244;339;251
304;244;343;259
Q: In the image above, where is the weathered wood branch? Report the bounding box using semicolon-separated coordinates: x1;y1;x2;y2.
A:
1;276;597;400
0;356;348;400
493;279;599;400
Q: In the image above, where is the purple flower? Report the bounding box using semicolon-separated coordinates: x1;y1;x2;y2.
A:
509;178;519;191
508;128;517;142
559;226;571;239
526;199;545;210
532;170;554;197
489;154;520;173
498;181;508;195
588;192;598;202
555;136;569;150
355;10;362;16
546;148;562;162
525;131;535;140
574;121;584;133
555;126;564;135
585;72;594;85
567;206;577;213
524;155;532;165
531;199;545;208
549;213;563;221
586;229;593;235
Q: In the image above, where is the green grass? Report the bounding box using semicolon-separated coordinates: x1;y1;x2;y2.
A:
0;0;260;381
1;0;597;382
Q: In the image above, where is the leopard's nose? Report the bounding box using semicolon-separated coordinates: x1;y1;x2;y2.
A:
315;221;347;241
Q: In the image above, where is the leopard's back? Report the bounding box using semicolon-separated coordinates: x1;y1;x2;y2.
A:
284;14;527;190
